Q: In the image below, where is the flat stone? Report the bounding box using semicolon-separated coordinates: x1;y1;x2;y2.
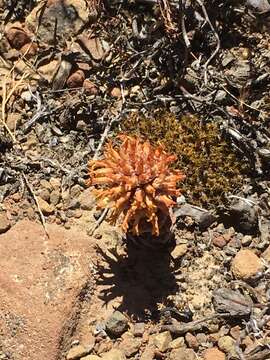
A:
119;333;141;357
203;348;226;360
0;212;11;234
171;244;188;259
67;345;90;359
169;337;185;349
170;348;196;360
0;220;95;360
105;311;128;337
152;331;172;352
231;249;264;281
101;349;126;360
81;356;101;360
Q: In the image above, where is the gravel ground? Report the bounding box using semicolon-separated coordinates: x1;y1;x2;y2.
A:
1;0;270;359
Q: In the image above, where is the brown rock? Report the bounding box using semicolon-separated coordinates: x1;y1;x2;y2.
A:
203;348;225;360
151;331;172;352
231;249;264;280
37;196;55;215
0;212;11;234
230;325;241;340
110;87;122;98
242;335;254;351
83;79;98;95
5;25;31;49
185;332;199;350
0;220;95;360
66;70;85;88
119;333;141;357
170;348;196;360
20;42;38;58
212;235;227;248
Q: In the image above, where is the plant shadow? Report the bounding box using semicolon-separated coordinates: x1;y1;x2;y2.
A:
95;237;179;321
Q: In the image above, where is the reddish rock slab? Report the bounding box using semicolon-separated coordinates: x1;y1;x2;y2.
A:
0;220;95;360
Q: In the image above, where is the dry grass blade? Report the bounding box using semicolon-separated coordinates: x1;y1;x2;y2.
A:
1;69;28;143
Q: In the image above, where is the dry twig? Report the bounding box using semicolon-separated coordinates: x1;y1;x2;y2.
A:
22;173;49;239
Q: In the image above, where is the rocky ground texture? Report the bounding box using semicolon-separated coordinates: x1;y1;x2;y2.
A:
1;0;270;359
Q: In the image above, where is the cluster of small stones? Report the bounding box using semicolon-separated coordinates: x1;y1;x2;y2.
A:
65;312;249;360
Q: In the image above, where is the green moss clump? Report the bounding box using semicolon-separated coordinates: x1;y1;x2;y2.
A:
120;112;247;207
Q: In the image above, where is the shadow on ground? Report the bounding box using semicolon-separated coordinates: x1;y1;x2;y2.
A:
96;238;179;321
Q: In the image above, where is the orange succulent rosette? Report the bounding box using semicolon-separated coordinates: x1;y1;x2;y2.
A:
87;135;185;236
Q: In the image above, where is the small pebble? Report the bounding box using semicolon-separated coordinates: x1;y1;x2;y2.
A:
105;311;128;337
170;348;196;360
218;336;238;358
169;337;185;349
171;244;188;259
151;331;172;352
185;332;199;350
37;196;54;215
203;348;225;360
132;322;145;337
241;235;252;246
231;249;264;280
212;235;227;248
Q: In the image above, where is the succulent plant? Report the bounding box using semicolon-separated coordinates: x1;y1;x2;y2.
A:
87;135;185;236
